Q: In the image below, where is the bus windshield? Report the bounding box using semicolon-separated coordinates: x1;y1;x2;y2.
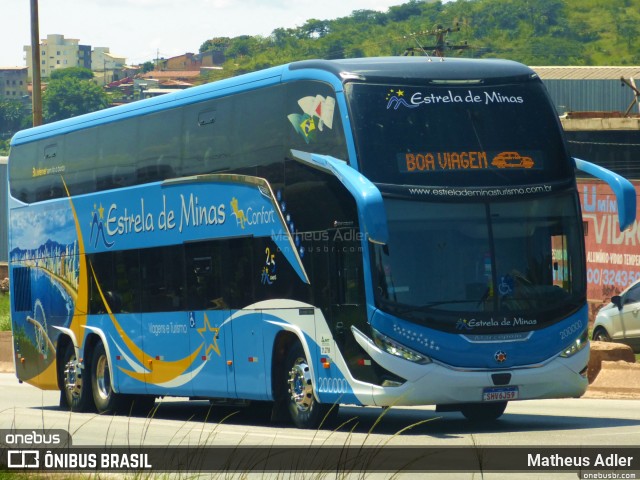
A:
346;81;571;187
371;192;585;332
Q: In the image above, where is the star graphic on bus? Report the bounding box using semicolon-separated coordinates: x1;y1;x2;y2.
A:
197;313;221;358
455;318;473;331
385;88;418;110
89;203;114;248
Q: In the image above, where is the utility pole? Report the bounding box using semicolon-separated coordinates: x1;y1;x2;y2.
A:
403;23;469;58
30;0;43;126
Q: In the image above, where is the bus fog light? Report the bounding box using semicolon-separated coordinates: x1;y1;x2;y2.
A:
371;327;431;365
381;379;404;387
559;329;589;358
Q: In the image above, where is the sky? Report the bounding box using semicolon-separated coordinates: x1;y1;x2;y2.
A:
1;0;410;67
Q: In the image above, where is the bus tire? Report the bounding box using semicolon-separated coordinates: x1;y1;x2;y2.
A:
460;402;507;422
60;342;92;412
284;340;336;429
91;341;125;414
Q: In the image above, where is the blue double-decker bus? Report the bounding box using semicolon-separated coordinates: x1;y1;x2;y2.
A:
8;57;636;427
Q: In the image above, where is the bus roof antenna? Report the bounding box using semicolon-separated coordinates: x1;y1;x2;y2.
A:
402;35;432;61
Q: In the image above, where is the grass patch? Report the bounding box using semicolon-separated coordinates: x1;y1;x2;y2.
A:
0;293;9;331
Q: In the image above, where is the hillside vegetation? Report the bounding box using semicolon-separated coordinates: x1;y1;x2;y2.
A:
197;0;640;82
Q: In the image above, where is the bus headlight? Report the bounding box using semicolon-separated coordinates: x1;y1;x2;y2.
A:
371;327;431;364
559;329;589;358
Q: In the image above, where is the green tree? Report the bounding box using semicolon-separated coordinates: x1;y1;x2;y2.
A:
0;99;29;136
49;66;94;81
225;36;261;59
200;37;232;53
0;139;9;156
141;61;155;73
43;77;109;123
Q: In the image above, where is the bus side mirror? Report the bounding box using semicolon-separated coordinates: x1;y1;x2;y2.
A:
291;149;389;245
573;157;636;230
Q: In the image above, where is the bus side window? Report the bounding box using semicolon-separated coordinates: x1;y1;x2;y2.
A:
12;267;32;312
185;242;224;310
220;238;253;309
140;246;185;312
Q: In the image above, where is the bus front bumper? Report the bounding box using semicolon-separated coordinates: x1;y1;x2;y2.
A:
351;326;589;407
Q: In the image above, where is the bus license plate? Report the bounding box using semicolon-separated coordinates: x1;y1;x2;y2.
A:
482;386;518;402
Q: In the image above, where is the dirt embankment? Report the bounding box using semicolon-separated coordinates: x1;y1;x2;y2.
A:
584;341;640;399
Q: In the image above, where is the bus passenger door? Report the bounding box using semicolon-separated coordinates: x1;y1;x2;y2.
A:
230;310;267;400
186;247;236;399
328;228;369;382
190;309;234;398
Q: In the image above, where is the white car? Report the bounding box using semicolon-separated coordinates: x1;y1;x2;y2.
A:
593;279;640;353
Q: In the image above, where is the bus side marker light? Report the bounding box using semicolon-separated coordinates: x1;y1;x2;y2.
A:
320;357;331;369
357;359;372;366
116;355;121;361
227;360;233;366
248;357;259;363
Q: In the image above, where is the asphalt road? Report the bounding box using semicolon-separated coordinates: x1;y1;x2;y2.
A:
1;373;639;479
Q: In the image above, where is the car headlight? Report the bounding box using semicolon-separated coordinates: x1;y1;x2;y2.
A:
371;327;431;364
559;329;589;358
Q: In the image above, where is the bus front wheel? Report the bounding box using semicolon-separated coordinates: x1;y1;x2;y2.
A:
460;402;507;422
284;340;335;429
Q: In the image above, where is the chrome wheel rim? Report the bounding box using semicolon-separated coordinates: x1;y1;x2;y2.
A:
288;358;313;412
64;356;82;399
95;354;110;401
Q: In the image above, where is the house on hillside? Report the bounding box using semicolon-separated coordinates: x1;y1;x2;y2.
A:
92;47;127;85
156;51;224;71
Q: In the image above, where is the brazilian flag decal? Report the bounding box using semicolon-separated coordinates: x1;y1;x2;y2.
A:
287;113;316;144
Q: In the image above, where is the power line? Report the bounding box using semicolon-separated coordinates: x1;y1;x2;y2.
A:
402;23;469;57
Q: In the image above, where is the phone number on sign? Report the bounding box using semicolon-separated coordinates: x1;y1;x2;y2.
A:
587;268;640;287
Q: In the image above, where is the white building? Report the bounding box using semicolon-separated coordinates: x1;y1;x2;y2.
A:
24;34;91;79
24;34;127;81
92;47;127;85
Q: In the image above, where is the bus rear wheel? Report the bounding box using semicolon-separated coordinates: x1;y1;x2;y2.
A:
91;342;123;414
61;342;92;412
91;342;155;415
460;402;507;422
285;340;335;429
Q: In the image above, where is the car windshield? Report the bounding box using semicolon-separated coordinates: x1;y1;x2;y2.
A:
372;192;585;331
